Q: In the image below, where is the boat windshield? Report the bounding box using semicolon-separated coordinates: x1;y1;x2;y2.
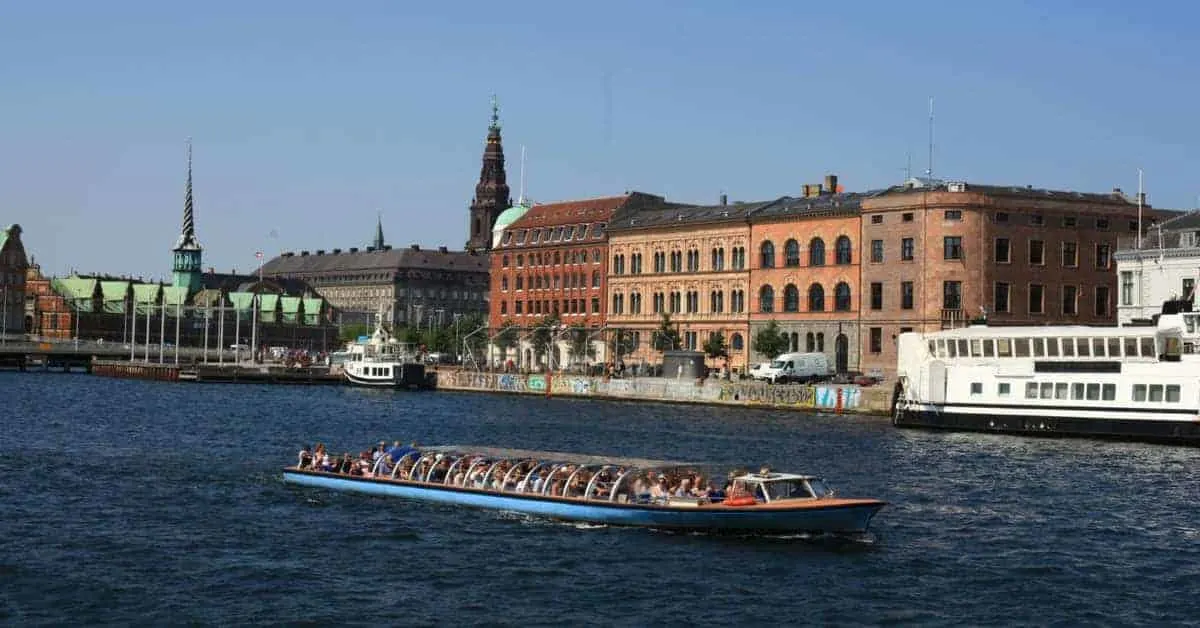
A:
762;479;815;501
806;478;832;497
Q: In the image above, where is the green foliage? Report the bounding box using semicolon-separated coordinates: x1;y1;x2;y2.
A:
652;313;681;352
493;320;520;351
703;330;729;361
610;328;636;362
530;314;560;360
338;323;371;342
566;324;591;364
752;319;788;360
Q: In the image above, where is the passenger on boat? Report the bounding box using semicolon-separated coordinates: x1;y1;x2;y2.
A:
373;441;387;463
673;478;691;497
707;482;726;502
297;445;313;469
649;478;669;503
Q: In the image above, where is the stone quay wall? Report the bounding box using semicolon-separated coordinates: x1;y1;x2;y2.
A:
433;371;893;416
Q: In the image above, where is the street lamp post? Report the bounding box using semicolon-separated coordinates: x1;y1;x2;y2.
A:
250;252;263;363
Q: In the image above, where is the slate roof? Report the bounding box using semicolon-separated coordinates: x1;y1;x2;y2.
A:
750;191;883;222
1159;210;1200;232
607;199;769;232
877;180;1142;206
496;192;671;248
261;246;488;276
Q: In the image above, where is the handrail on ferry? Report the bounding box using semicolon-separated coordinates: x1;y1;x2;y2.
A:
563;464;601;498
584;464;619;500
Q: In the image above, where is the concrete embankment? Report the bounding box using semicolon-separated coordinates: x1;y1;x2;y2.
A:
432;370;893;416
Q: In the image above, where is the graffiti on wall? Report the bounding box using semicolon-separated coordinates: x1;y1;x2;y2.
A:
551;376;596;396
497;374;528;393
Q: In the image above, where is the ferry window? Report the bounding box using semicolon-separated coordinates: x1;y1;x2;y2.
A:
1165;337;1182;357
1025;382;1038;399
1166;385;1181;403
1123;337;1138;358
947;341;957;358
1186;316;1198;334
1054;383;1069;399
1032;338;1045;357
1092;338;1105;357
970;382;983;396
928;340;937;355
1140;337;1155;357
1071;383;1085;400
1061;339;1075;357
957;339;969;356
1086;383;1101;400
1107;338;1121;357
970;339;983;357
1102;384;1116;401
1046;339;1059;357
1076;338;1090;357
1148;385;1164;402
1039;382;1053;399
1132;384;1147;402
983;339;995;357
998;382;1011;396
1014;338;1030;357
997;338;1012;357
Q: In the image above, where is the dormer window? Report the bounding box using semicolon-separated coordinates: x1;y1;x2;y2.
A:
592;223;607;238
530;229;541;244
563;226;575;240
502;231;513;245
576;224;588;240
516;230;528;244
551;226;564;241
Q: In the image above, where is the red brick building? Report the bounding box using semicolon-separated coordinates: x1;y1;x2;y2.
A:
858;180;1153;379
489;192;668;368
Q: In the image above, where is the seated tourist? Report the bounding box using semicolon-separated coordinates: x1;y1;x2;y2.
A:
297;445;313;469
673;478;691;497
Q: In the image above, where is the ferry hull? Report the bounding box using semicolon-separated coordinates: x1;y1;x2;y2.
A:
895;407;1200;445
282;470;884;533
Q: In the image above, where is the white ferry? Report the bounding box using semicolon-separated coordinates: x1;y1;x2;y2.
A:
892;305;1200;445
342;310;427;389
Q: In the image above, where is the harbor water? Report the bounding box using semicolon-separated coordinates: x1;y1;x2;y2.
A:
2;372;1198;626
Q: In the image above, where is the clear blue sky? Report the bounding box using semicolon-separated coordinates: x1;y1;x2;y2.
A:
2;0;1197;279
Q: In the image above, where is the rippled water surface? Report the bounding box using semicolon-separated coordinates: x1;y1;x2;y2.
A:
2;373;1198;626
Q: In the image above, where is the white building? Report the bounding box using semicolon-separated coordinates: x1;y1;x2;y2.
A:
1114;211;1200;345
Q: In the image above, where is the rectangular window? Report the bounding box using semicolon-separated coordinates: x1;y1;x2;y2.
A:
1102;384;1116;401
1062;216;1077;228
1184;278;1195;299
1029;284;1045;314
1139;336;1155;357
1025;382;1038;399
998;382;1011;396
1071;382;1085;400
1166;385;1181;403
1062;285;1078;315
1095;286;1111;317
943;281;962;310
944;209;962;221
871;215;883;224
1086;383;1100;400
1029;240;1045;265
1133;384;1147;401
997;338;1012;357
1061;242;1078;267
1096;218;1110;231
901;282;914;310
1014;338;1030;357
1095;243;1111;269
1054;382;1069;399
1030;214;1044;226
902;212;914;222
943;236;963;260
995;238;1011;263
970;382;983;396
869;327;882;353
901;238;914;261
1148;384;1164;402
1121;271;1135;306
994;282;1011;313
870;239;884;263
994;211;1009;223
1061;337;1075;357
870;282;883;310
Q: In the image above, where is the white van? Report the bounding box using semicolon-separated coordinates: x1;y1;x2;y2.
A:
758;352;831;384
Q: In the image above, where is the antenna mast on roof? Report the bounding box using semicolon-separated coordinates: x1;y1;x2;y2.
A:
926;97;935;179
519;145;527;205
1137;168;1144;249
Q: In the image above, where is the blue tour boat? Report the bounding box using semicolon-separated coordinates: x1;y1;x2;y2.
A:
283;445;885;533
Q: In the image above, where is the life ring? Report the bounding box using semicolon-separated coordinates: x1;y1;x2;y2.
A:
724;495;757;507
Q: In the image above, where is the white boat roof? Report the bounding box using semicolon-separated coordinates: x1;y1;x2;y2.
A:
423;445;697;469
733;471;818;482
912;325;1163;340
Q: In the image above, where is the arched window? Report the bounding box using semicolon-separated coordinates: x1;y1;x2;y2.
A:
808;283;825;311
516;254;524;267
789;332;799;352
760;241;775;268
502;255;510;268
809;238;826;266
784;239;800;267
835;236;852;265
805;332;815;352
731;333;744;350
834;282;852;311
816;332;825;352
783;283;800;312
591;270;600;288
554;251;561;265
759;285;775;313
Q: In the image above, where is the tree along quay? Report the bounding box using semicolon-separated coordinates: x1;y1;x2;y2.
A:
432;369;892;415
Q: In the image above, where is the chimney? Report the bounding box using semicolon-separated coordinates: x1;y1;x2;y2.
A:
720;193;728;206
366;246;375;252
300;251;309;256
824;174;838;194
410;244;420;251
349;247;359;253
438;246;448;253
315;250;325;255
332;248;341;254
801;184;811;198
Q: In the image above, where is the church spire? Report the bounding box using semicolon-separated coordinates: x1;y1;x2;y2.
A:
373;211;385;250
466;94;512;252
172;138;203;292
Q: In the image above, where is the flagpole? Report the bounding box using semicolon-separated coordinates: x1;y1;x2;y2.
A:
1137;168;1144;249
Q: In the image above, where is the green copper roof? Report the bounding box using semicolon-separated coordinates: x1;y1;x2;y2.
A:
132;283;161;303
52;277;98;301
162;286;189;307
493;202;531;230
100;281;130;302
280;296;301;314
227;292;254;312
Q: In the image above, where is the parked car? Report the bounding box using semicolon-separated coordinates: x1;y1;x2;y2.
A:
759;352;832;384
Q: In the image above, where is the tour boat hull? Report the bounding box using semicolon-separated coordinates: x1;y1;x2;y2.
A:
894;404;1200;445
282;469;884;533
